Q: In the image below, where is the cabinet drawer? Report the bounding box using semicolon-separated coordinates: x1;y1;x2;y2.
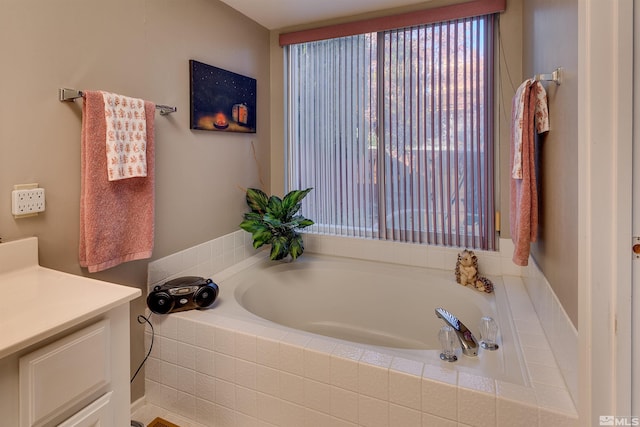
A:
57;392;113;427
19;320;111;427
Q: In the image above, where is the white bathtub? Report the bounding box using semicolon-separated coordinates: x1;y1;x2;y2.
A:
206;253;526;386
145;233;578;426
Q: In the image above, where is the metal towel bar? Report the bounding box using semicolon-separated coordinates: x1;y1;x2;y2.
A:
534;68;562;85
58;88;176;115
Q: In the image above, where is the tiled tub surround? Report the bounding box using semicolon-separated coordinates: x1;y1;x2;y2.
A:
144;231;578;426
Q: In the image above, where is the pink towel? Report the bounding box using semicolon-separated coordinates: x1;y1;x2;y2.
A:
79;90;155;272
510;80;547;266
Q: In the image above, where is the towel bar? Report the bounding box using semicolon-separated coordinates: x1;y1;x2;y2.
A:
534;68;562;85
58;88;177;115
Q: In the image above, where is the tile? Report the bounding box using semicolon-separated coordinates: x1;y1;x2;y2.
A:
389;359;422;410
195;348;215;376
533;383;576;415
256;336;281;369
304;378;331;413
145;356;161;383
495;380;536;404
358;394;389;427
215;325;236;356
527;363;566;388
215;352;236;382
215;403;236;427
256;392;281;425
235;359;257;389
458;381;496;427
174;391;197;419
457;372;495;394
177;342;197;370
358;357;389;400
279;371;305;405
215;378;236;410
195;373;215;402
421;376;457;421
538;408;579;427
279;400;306;427
496;396;539;427
256;364;280;396
177;365;196;394
196;241;213;265
331;353;361;392
389;403;421;427
305;408;343;427
421;412;457;427
236;385;258;417
195;322;215;350
304;338;336;383
157;336;178;364
235;330;257;362
521;345;557;367
154;315;178;339
177;317;197;345
236;412;258;427
422;364;457;386
280;339;307;376
330;386;359;423
195;397;217;426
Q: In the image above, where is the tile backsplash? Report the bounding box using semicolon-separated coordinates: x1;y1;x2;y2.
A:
147;230;256;290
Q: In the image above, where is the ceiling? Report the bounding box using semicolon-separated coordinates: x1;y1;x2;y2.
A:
217;0;435;30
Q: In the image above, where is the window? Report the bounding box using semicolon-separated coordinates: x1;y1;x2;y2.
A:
285;15;495;250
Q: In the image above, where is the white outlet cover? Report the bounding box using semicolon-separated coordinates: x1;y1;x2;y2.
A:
12;188;45;217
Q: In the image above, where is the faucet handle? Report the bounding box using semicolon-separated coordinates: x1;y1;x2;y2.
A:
438;325;458;362
479;316;499;350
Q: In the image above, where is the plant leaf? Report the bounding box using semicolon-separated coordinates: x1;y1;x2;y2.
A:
267;195;284;217
251;229;272;248
245;188;269;213
269;236;289;260
289;234;304;260
290;215;314;229
282;188;312;216
239;213;269;232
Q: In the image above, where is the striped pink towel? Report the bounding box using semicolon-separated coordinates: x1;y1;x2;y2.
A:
510;80;548;266
79;90;155;272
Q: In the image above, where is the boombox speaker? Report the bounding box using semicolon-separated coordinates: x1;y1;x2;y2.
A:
147;276;219;314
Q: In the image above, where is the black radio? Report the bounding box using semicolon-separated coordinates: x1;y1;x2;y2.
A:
147;276;219;314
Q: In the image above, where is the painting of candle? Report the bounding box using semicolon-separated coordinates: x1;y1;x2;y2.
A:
189;60;257;133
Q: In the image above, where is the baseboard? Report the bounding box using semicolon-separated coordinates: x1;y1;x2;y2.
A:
130;396;147;416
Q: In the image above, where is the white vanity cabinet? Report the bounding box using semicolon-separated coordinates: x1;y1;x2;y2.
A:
0;237;141;427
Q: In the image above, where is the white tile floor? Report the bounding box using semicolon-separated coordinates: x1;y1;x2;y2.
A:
131;403;207;427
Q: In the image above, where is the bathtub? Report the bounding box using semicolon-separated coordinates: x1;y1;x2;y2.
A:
212;253;526;386
145;237;578;426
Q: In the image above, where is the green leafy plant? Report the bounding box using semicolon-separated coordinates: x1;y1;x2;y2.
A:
239;188;314;261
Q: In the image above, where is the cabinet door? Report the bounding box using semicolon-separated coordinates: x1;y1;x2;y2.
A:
19;320;111;427
57;392;113;427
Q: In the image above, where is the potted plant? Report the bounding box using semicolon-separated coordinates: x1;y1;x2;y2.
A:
239;188;314;260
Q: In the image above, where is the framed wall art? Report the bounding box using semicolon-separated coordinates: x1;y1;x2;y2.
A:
189;60;257;133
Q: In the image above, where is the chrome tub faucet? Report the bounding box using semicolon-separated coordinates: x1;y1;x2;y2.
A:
435;307;479;357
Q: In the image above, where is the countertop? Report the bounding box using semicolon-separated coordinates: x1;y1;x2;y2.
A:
0;237;141;359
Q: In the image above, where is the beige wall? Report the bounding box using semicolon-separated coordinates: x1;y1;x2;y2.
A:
0;0;270;400
522;0;579;326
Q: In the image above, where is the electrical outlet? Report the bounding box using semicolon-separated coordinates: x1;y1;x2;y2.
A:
12;187;45;217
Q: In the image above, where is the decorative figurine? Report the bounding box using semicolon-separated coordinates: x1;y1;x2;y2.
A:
455;249;493;293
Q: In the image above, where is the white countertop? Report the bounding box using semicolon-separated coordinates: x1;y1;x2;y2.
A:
0;237;141;359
